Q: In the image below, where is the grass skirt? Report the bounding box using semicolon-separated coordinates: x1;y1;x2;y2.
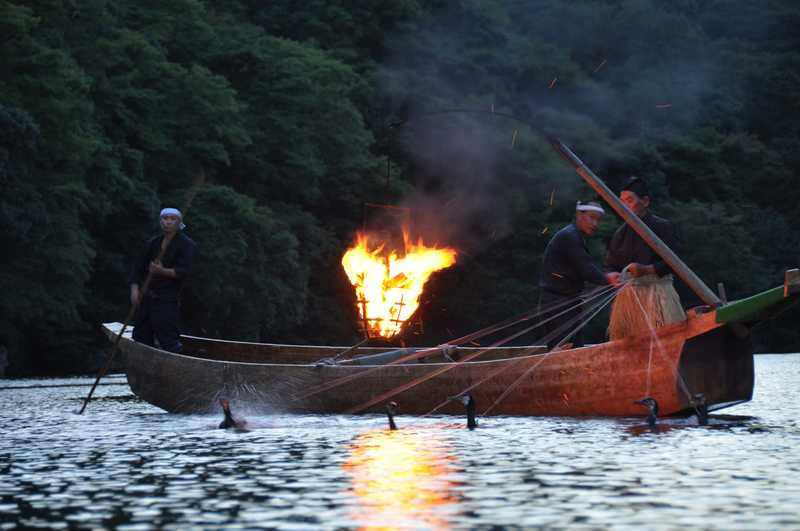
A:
608;274;686;340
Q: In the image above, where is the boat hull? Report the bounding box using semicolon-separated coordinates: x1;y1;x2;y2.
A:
103;310;753;417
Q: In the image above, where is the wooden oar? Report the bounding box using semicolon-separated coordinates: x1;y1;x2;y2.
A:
78;170;205;414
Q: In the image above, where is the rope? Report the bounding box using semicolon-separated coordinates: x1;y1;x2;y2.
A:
628;286;698;410
294;285;616;402
354;286;616;414
480;288;619;416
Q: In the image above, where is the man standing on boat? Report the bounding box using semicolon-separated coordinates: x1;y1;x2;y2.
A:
129;208;197;353
604;176;685;340
538;201;620;349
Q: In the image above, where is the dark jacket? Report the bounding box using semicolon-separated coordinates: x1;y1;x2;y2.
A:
539;223;608;296
128;232;197;301
604;212;675;277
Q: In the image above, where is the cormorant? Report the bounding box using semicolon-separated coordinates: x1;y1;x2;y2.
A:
634;397;659;427
218;398;247;430
693;393;708;426
385;401;399;430
461;394;477;430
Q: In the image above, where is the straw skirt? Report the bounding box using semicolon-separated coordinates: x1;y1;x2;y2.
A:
608;274;686;340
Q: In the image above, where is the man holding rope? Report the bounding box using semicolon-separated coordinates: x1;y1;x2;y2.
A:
129;208;197;353
604;176;685;340
538;200;620;349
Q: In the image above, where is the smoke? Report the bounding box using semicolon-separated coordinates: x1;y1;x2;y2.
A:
392;112;520;249
373;0;745;249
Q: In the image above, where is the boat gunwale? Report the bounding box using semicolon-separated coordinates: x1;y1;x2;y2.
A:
103;311;719;370
180;333;544;353
107;325;557;368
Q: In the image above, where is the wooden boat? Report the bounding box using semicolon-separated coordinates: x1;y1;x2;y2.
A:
102;268;797;416
103;141;799;418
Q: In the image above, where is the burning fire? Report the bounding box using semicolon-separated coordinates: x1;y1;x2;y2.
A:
342;231;457;338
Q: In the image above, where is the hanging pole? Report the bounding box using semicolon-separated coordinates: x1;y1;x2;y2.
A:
549;139;721;307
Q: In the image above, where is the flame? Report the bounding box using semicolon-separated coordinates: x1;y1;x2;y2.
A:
342;231;457;338
343;429;459;529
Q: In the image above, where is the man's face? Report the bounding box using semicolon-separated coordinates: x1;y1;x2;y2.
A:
620;190;650;217
160;214;181;233
576;210;602;237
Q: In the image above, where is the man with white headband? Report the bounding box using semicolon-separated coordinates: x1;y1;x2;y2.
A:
128;207;197;353
537;200;620;349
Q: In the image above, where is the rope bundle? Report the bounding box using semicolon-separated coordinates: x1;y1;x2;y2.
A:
608;274;685;340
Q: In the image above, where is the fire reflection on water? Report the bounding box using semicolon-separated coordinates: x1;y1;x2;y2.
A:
343;428;460;529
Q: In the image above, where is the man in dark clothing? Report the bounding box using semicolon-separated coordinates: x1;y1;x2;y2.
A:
129;207;197;353
604;176;676;277
538;201;620;349
604;176;685;340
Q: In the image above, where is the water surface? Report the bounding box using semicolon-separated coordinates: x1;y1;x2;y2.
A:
2;355;800;529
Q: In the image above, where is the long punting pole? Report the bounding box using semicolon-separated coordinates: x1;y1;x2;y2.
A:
550;138;722;308
79;169;206;414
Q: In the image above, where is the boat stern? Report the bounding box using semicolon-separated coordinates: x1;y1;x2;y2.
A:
677;323;754;414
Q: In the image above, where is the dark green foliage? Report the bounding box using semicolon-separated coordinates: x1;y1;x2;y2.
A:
0;104;96;374
1;0;798;375
172;185;305;341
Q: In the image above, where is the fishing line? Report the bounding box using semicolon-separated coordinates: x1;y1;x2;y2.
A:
297;284;616;403
346;285;619;415
645;334;654;398
629;286;697;407
550;284;622;350
423;356;528;416
480;288;619;416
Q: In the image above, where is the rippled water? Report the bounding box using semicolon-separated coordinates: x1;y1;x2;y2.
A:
2;354;800;529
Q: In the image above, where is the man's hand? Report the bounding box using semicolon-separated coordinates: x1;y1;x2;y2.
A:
606;272;622;287
130;285;141;306
149;260;174;278
625;263;655;277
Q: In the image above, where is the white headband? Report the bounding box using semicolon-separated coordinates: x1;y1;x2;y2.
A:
576;201;605;215
160;208;182;219
160;208;186;230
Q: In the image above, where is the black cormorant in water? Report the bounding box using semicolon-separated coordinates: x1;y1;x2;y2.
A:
693;393;708;426
634;397;659;427
461;394;477;430
218;398;247;430
385;401;399;430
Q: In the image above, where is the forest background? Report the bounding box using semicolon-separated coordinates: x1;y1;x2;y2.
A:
2;0;798;376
